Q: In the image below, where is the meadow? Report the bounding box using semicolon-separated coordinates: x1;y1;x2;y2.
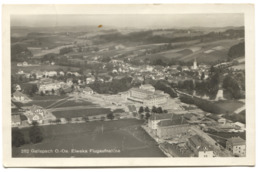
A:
12;119;165;157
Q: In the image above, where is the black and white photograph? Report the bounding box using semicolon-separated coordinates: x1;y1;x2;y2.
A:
2;4;255;167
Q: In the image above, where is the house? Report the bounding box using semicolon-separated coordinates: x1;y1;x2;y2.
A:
234;122;245;130
13;91;28;102
45;71;57;77
17;63;23;66
31;70;44;79
17;70;24;74
139;84;155;92
183;113;197;122
59;71;65;76
115;44;125;50
226;137;246;157
82;87;94;94
12;115;21;127
24;105;56;124
218;118;227;125
51;61;55;65
182;66;190;71
14;84;21;91
187;135;214;157
60;118;68;124
23;61;28;66
66;78;73;86
86;76;95;84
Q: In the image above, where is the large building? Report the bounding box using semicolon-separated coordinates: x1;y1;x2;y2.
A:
37;78;65;93
226;137;246;157
148;113;174;130
187;135;214;157
156;115;190;139
126;85;169;107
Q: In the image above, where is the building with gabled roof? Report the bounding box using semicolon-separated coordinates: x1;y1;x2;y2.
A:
156;115;190;139
187;135;214;157
12;90;29;102
81;87;94;94
226;137;246;157
12;115;21;127
24;105;56;124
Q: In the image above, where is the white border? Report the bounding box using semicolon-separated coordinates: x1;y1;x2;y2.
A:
1;3;256;168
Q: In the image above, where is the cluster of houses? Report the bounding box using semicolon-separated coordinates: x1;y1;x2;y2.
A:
16;61;29;67
11;105;56;127
147;111;246;157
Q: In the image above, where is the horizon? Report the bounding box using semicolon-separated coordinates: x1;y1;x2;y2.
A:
11;14;244;29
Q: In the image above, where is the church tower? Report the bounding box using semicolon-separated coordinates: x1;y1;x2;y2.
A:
193;57;197;70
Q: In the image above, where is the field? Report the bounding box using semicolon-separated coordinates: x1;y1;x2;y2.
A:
11;63;80;74
52;108;112;118
144;39;241;65
214;100;244;114
12;119;165;157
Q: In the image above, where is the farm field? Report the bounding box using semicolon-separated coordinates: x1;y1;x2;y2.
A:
12;119;166;157
21;95;96;109
11;63;80;74
143;39;242;65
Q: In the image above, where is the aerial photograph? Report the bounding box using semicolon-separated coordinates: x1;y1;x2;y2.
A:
10;14;246;158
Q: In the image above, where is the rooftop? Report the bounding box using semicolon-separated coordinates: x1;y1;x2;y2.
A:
188;135;212;151
12;115;21;123
157;116;188;127
13;90;26;97
227;137;245;146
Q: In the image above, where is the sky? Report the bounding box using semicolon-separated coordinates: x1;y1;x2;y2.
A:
11;14;244;29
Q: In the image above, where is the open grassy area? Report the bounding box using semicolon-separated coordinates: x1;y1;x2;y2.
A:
214;100;244;114
12;119;165;157
11;63;79;74
52;108;112;118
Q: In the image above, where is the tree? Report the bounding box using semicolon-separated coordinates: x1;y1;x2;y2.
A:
100;116;106;121
138;106;144;114
177;66;182;72
107;112;114;120
55;119;61;123
12;128;25;147
140;114;144;120
227;42;245;61
152;106;157;113
40;91;45;96
83;116;89;122
157;107;163;113
51;89;55;95
145;112;151;120
201;72;205;80
29;123;43;144
144;106;150;113
163;110;168;113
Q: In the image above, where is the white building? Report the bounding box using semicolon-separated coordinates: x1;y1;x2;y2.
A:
226;137;246;157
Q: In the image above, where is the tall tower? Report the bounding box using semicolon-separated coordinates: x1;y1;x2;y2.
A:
193;57;197;70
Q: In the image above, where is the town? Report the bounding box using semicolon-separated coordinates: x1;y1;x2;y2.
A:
11;22;246;158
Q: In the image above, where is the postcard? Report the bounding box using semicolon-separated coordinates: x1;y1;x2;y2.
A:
2;4;255;167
